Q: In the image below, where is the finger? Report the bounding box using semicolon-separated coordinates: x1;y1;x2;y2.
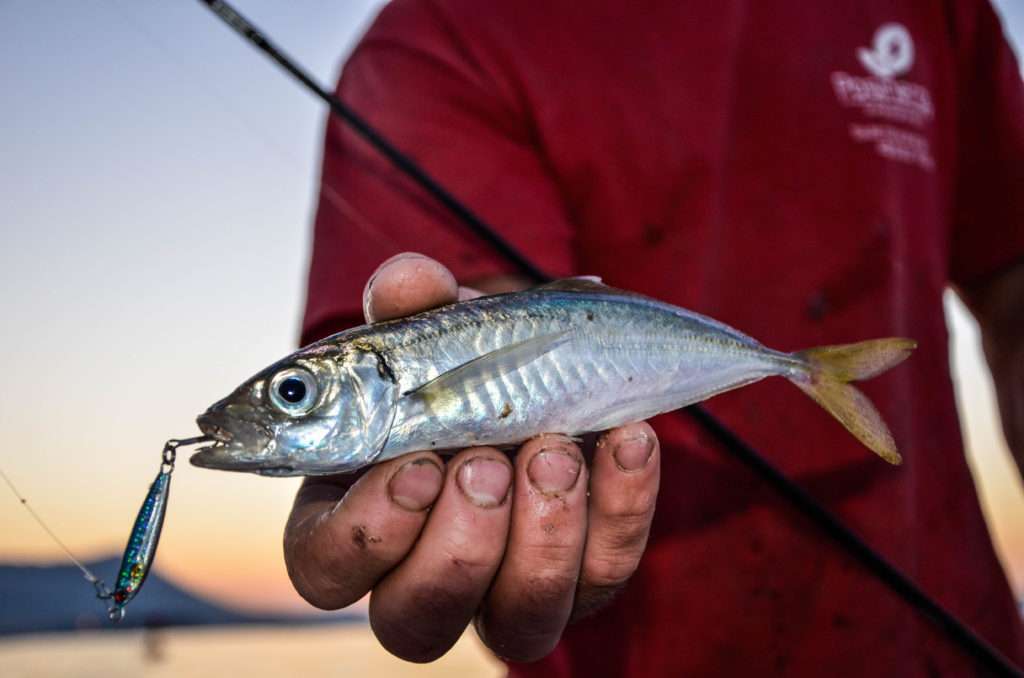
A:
283;451;445;610
369;447;513;663
476;435;588;662
363;252;458;322
573;421;660;620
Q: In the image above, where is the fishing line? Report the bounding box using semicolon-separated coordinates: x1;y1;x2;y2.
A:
2;436;211;621
0;471;117;606
0;467;110;597
198;2;1023;676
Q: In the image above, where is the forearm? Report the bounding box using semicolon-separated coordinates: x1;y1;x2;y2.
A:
961;260;1024;478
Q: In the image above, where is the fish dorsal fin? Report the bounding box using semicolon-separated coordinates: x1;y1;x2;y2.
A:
538;276;646;298
405;331;571;401
538;276;607;293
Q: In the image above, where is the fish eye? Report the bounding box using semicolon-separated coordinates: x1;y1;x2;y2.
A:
269;368;319;416
278;378;306;403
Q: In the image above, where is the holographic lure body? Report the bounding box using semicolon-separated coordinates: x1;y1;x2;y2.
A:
109;466;173;620
102;436;208;621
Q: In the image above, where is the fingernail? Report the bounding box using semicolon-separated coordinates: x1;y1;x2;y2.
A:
613;433;653;472
457;458;512;508
527;449;582;494
388;458;443;511
363;276;379;322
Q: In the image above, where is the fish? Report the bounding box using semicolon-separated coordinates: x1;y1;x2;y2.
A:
190;278;916;476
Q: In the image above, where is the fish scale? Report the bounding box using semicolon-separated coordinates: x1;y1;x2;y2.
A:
378;293;790;459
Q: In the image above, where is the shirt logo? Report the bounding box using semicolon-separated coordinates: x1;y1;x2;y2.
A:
830;22;934;171
857;23;914;79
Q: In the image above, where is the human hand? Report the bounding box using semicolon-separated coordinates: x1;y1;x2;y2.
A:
283;253;661;662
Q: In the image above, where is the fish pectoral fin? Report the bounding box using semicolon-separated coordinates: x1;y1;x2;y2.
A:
405;331;571;403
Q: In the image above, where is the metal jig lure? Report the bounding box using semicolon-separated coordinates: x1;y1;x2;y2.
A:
2;435;210;622
103;436;211;621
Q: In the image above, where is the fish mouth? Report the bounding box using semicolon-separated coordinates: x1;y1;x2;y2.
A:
188;444;235;470
187;446;294;475
196;413;234;445
188;443;299;476
191;411;275;473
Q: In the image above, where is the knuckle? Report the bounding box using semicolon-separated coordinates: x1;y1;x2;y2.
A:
522;538;581;571
282;514;372;610
596;507;655;552
583;549;642;589
284;545;363;610
477;616;562;663
476;574;575;662
292;579;350;611
284;555;352;610
377;636;456;664
441;546;500;578
597;484;657;520
522;567;580;606
371;583;470;663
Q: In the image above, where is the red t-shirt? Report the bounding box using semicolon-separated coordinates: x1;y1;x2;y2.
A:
302;1;1024;675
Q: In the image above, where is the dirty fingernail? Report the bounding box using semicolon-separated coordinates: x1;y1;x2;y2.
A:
613;433;654;471
527;450;582;494
457;458;512;508
389;458;443;511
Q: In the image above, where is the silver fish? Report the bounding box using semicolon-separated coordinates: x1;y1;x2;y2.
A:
190;278;915;476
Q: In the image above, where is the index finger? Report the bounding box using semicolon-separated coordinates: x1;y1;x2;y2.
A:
284;452;445;609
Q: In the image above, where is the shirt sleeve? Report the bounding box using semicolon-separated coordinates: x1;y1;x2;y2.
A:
301;0;576;344
948;0;1024;287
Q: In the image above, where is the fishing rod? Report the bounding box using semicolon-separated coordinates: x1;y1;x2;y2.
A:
198;2;1023;676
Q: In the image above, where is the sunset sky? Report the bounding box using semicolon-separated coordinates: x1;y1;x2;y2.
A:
1;0;1022;617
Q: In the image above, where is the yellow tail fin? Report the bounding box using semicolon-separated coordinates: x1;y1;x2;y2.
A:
791;338;917;465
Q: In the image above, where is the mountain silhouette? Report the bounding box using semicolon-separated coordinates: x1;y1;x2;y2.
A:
0;556;360;635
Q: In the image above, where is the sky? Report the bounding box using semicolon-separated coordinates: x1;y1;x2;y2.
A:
0;0;1022;617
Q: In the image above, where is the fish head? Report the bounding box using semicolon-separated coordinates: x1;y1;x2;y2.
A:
191;345;398;476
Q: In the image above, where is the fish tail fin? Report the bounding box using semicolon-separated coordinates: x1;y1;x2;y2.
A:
788;338;917;465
